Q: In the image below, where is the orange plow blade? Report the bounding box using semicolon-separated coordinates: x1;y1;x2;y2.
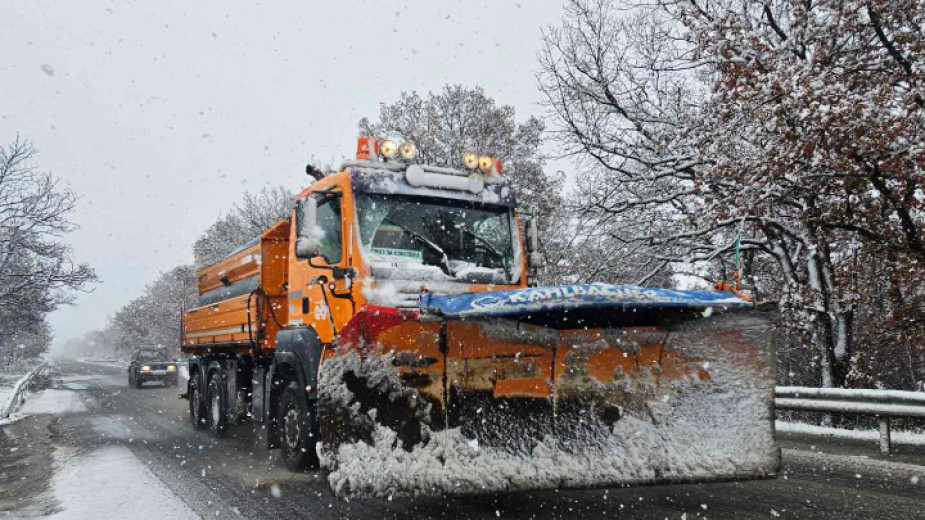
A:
317;287;778;498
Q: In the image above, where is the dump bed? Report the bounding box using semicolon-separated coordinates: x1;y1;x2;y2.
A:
181;221;290;352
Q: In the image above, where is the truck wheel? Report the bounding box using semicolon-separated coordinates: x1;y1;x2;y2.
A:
135;375;143;389
208;372;229;436
189;372;207;429
278;383;319;471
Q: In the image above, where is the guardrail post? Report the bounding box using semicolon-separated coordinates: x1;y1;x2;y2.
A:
879;417;891;454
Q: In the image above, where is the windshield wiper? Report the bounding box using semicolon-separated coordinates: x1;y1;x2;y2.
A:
462;229;511;280
382;217;452;276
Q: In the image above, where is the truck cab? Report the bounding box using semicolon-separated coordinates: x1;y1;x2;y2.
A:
287;151;529;345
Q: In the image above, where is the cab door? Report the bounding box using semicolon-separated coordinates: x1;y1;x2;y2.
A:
290;189;353;343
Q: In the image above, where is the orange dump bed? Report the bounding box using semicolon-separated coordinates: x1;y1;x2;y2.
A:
181;221;290;352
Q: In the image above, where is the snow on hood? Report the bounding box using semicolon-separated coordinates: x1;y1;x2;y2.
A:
359;261;517;308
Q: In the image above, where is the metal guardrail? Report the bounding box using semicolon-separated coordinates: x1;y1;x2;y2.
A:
1;363;47;420
776;386;925;454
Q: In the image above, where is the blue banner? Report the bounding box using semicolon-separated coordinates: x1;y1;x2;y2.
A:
419;283;750;318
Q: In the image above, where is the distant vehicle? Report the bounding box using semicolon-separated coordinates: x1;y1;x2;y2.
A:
128;347;179;388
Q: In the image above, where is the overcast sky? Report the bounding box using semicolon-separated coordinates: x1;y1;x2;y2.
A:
1;0;568;348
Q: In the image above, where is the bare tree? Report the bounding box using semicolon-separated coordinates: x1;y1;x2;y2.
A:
79;265;198;359
0;138;95;362
193;186;295;268
359;85;565;249
539;0;925;388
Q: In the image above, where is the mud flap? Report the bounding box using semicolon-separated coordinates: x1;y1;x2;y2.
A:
317;306;778;499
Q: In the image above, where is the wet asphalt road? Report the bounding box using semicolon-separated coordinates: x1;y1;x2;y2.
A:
7;359;925;519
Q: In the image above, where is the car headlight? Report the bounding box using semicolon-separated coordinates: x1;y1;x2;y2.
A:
167;365;176;371
140;365;151;371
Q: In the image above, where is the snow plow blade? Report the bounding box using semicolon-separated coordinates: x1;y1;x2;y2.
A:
317;285;778;498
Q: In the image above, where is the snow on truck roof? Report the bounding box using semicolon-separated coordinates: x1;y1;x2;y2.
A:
347;161;516;207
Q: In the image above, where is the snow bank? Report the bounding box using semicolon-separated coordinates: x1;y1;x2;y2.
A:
47;446;198;519
784;448;925;480
0;388;18;421
20;389;87;415
776;421;925;447
1;363;46;419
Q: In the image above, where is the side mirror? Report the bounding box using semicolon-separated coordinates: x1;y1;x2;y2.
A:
524;217;545;269
525;217;540;253
295;197;321;260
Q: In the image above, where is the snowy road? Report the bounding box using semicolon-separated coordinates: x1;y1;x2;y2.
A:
3;360;925;519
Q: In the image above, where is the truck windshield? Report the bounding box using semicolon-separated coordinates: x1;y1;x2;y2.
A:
355;193;515;278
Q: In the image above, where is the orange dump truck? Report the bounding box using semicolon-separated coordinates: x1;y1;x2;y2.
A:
181;138;778;499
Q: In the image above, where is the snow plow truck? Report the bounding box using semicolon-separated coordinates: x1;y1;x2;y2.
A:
180;137;779;498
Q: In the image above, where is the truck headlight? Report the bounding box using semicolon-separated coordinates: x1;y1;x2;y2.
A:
167;365;177;371
141;365;151;371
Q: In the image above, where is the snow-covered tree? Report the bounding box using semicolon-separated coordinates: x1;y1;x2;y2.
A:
359;85;565;268
87;265;198;358
193;186;295;268
2;317;52;365
685;0;925;387
0;138;95;362
540;0;925;387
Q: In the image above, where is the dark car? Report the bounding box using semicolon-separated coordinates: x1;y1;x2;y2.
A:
128;348;179;388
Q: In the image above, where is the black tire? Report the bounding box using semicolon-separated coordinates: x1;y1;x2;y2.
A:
189;371;207;429
207;371;229;436
278;383;319;471
134;374;143;389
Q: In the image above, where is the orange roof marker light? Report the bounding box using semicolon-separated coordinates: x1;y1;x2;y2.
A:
356;137;379;160
488;158;502;177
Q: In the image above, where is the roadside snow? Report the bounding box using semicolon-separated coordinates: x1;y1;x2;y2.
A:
48;446;199;519
777;421;925;446
0;385;23;419
75;358;127;370
0;412;28;426
0;386;17;410
20;389;87;415
784;448;925;479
